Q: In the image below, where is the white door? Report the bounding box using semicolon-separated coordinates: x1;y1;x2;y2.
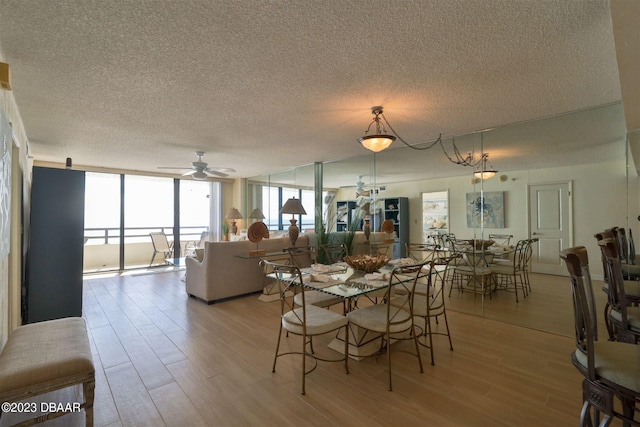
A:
529;182;572;275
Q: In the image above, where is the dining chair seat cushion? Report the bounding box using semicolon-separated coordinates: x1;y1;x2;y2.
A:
603;280;640;299
411;297;445;317
621;263;640;275
574;341;640;392
454;266;493;276
610;306;640;330
347;303;412;334
490;264;522;275
282;305;347;336
293;290;342;308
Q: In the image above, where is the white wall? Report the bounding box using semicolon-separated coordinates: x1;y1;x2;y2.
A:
0;64;31;346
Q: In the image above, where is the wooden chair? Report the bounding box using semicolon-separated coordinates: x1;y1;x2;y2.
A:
346;262;425;391
598;238;640;344
263;261;349;395
560;246;640;426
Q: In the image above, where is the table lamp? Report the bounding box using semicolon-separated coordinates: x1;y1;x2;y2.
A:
279;197;306;246
249;208;265;223
225;207;243;235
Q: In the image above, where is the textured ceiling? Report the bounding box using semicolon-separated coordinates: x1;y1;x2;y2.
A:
0;0;631;186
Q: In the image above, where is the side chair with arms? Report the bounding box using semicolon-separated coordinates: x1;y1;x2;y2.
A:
262;260;349;395
149;231;174;265
598;239;640;344
346;262;425;391
560;247;640;427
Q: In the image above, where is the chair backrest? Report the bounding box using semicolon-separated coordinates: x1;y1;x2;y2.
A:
559;246;598;381
285;246;316;268
488;234;513;246
628;228;636;265
594;229;616;283
385;262;427;327
416;254;457;315
197;231;209;249
406;243;440;263
598;238;631;330
150;232;171;252
260;260;307;320
320;243;348;264
371;242;392;257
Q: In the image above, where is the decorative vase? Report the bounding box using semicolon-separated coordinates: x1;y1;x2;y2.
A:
364;216;371;241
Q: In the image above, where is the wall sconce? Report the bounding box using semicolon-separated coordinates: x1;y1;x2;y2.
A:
279;197;306;246
225;207;243;235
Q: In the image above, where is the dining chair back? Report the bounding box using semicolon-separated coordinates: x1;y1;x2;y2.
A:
560;246;640;426
491;239;530;302
319;243;348;264
346;261;425;391
488;234;513;247
598;238;640;344
405;243;440;264
409;254;458;365
285;245;316;268
261;260;349;395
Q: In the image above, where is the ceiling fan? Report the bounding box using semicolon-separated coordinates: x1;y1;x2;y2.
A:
158;151;235;180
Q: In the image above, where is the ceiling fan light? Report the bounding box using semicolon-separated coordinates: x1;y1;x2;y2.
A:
358;134;396;152
192;171;208;180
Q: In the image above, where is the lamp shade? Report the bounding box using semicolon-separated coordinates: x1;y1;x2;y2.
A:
358;134;396;153
474;170;497;180
249;208;265;220
225;207;243;220
279;198;307;215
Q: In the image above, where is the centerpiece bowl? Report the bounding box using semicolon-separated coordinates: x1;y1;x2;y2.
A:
343;254;390;273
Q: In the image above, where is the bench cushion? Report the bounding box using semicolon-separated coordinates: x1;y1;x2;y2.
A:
0;317;94;399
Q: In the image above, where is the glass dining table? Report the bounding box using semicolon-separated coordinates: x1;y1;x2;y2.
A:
270;259;438;359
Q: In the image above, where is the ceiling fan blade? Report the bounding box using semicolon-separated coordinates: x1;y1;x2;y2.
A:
158;166;190;170
207;167;236;173
205;169;228;178
182;170;197;176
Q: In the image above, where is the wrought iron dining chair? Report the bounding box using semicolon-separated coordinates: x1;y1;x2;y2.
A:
402;255;458;365
598;238;640;344
346;262;425;391
405;243;440;264
285;246;343;310
262;260;349;395
491;239;529;302
560;247;640;426
149;231;174;265
319;243;348;264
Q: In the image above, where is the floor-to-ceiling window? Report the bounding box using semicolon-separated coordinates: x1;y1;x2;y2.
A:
83;172;221;273
83;172;121;272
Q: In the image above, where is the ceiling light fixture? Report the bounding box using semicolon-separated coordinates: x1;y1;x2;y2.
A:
474;154;497;180
358;106;498;174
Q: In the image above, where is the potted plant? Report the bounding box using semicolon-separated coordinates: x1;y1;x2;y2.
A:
221;221;230;241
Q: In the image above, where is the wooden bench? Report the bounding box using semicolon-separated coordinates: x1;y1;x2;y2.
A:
0;317;95;426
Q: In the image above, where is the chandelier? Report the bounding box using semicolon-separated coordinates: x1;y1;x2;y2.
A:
358;106;498;177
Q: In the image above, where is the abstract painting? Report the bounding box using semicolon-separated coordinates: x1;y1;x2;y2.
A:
466;191;504;228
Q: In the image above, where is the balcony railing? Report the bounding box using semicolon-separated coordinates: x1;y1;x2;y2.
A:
83;225;209;273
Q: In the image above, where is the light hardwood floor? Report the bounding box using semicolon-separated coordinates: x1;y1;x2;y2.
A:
4;270;594;426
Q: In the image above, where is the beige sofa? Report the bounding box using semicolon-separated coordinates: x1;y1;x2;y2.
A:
185;235;310;304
